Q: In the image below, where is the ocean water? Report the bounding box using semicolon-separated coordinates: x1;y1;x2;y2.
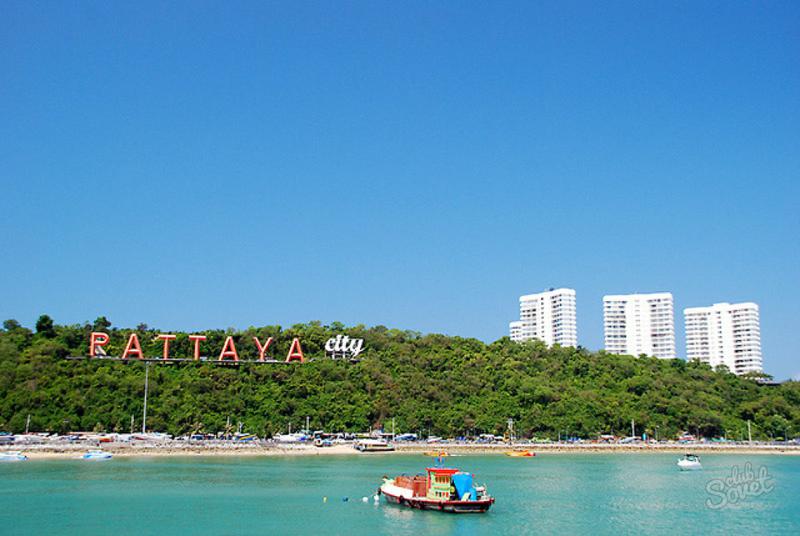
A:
1;453;797;535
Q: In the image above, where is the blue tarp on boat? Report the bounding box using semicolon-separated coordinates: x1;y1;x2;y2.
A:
451;472;476;501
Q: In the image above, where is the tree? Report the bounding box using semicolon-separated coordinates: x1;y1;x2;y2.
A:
0;318;796;439
2;319;21;331
35;315;56;337
93;316;111;331
741;370;774;382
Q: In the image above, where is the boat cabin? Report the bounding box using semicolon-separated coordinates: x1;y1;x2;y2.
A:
427;467;459;500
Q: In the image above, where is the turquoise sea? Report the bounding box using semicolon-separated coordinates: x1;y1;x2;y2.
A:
1;454;798;535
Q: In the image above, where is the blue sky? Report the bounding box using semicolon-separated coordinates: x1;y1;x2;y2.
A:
1;2;798;379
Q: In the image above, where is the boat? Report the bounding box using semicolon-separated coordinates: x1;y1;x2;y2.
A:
355;439;395;452
82;450;113;460
379;465;494;513
274;433;308;444
505;450;535;457
677;453;702;471
0;451;28;462
423;450;450;457
131;432;171;442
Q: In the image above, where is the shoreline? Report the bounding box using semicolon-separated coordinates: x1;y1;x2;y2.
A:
10;442;800;459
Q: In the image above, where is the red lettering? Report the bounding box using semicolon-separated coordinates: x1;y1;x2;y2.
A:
89;332;110;357
253;336;274;361
158;334;176;360
188;335;206;360
285;337;305;363
219;336;239;361
122;333;144;359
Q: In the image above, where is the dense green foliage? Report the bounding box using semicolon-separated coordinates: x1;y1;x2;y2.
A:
1;317;798;440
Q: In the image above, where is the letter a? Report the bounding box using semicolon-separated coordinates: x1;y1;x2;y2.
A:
219;336;239;361
122;333;144;359
285;338;305;363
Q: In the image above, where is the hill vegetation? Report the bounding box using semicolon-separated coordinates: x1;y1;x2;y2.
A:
1;316;798;440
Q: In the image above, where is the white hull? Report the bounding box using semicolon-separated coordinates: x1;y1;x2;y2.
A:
677;460;702;471
380;482;414;500
355;440;395;452
274;434;307;443
82;451;112;460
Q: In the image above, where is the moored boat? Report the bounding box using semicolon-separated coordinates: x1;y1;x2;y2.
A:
355;439;395;452
82;449;113;460
274;432;308;444
506;450;535;457
379;466;494;513
677;453;702;471
0;451;28;462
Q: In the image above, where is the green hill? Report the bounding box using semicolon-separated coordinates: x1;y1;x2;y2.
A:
1;317;797;440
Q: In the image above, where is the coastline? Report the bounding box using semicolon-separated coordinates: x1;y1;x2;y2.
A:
11;442;800;459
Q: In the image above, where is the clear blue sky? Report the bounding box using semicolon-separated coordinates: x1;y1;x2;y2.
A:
1;2;798;379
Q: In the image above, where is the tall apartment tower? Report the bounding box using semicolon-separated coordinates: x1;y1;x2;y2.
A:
603;292;676;359
509;321;523;342
509;288;577;347
684;302;763;375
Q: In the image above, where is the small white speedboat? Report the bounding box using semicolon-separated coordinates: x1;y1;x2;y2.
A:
274;433;308;444
82;449;112;460
677;453;702;471
0;451;28;462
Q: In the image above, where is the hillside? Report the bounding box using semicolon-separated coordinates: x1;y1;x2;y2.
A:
1;317;797;440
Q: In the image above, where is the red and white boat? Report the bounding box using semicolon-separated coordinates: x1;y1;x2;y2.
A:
379;466;494;513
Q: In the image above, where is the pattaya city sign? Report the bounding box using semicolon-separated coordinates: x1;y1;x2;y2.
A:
82;332;365;364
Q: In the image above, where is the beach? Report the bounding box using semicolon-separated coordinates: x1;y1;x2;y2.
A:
12;441;800;459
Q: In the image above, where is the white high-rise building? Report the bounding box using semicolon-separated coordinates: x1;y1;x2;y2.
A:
603;292;675;359
684;302;762;375
509;321;523;342
509;288;577;347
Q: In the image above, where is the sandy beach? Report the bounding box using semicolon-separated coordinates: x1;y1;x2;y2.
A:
11;442;800;459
